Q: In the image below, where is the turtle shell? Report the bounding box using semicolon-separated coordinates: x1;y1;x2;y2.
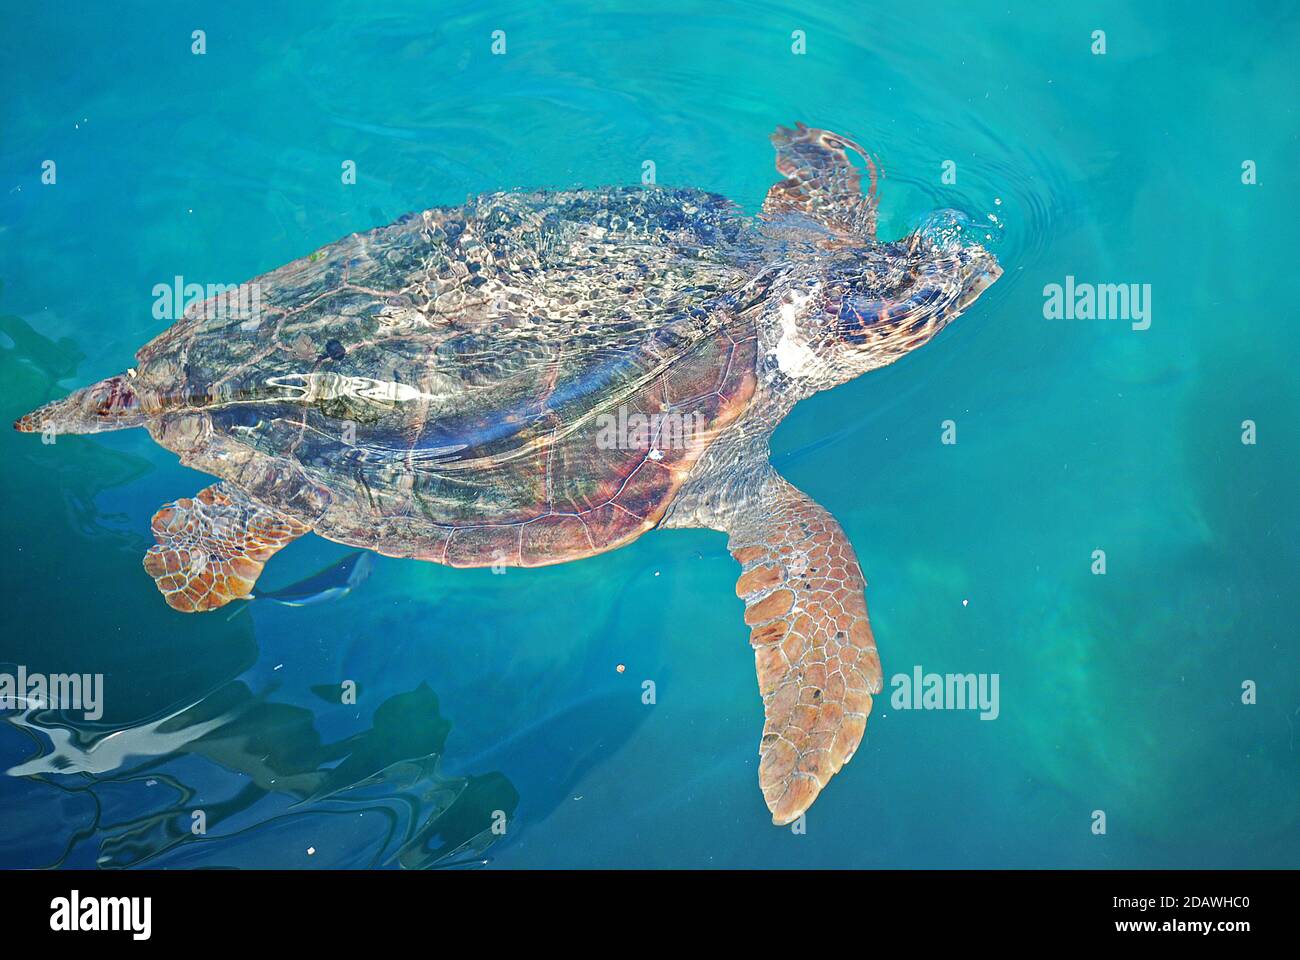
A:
135;187;763;566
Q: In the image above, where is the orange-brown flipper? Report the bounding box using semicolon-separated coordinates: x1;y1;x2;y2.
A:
143;483;310;612
727;475;883;824
762;122;879;243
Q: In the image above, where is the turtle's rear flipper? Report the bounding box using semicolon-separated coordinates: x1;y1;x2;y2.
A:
727;473;883;825
143;483;311;612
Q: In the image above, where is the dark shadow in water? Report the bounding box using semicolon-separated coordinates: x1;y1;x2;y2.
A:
5;681;518;869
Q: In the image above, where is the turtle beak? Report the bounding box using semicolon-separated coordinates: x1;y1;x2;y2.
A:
955;250;1002;313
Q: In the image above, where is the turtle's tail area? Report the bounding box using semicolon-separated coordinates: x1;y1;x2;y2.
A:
14;372;147;436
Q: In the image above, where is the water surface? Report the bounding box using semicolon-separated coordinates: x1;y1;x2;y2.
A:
1;1;1297;868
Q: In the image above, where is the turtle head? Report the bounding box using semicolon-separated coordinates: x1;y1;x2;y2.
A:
769;210;1001;392
14;371;146;436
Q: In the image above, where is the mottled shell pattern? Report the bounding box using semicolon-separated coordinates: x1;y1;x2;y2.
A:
132;187;771;566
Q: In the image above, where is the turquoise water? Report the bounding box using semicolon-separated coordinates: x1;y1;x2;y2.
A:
2;1;1297;868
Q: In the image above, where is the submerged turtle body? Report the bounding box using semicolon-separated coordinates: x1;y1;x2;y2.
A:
18;124;1003;825
134;187;763;567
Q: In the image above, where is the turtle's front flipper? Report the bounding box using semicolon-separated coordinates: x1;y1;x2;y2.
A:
143;483;310;612
762;122;879;242
726;474;883;825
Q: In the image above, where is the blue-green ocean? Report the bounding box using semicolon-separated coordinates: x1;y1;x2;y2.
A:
1;1;1296;869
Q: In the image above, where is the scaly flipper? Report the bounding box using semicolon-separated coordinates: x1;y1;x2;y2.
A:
143;483;310;612
762;122;879;242
727;474;883;824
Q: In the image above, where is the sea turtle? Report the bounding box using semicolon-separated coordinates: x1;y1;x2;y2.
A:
16;123;1001;824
